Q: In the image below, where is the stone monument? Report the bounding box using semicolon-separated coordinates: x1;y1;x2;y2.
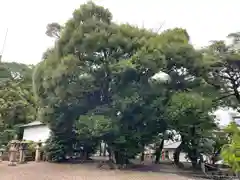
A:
8;140;20;166
18;141;27;164
35;140;42;162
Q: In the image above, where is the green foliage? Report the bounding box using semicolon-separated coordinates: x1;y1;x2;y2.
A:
0;129;16;147
166;92;217;165
46;23;62;39
198;38;240;108
76;115;112;140
0;62;36;146
221;122;240;172
44;133;69;162
210;129;230;163
74;115;112;158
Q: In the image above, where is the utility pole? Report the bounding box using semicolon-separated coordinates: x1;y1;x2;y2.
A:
0;28;8;62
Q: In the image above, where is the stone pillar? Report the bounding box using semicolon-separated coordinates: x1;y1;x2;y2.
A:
35;141;42;162
19;147;23;163
161;151;165;161
19;141;27;164
0;148;4;162
8;140;19;166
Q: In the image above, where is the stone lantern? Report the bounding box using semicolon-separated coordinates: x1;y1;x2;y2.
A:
35;140;42;162
8;140;20;166
18;141;28;164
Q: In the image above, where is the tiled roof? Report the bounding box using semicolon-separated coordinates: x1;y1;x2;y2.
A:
163;141;181;149
19;121;44;127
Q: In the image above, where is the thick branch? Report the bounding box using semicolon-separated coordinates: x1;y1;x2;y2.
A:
213;93;234;103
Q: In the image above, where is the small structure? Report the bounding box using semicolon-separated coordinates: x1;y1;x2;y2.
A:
143;140;189;162
162;141;189;162
20;121;50;142
19;121;50;163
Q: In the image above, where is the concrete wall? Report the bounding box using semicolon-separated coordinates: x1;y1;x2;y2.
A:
23;125;50;142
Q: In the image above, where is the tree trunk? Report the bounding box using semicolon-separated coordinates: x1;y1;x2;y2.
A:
106;146;112;160
141;144;145;163
114;151;120;164
140;151;145;163
103;143;107;157
114;150;129;166
174;141;184;165
114;151;123;165
155;139;164;164
190;125;198;169
83;151;88;160
198;154;203;167
190;149;198;169
99;143;102;156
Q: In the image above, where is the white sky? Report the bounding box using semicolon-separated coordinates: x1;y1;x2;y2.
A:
0;0;240;64
1;0;239;125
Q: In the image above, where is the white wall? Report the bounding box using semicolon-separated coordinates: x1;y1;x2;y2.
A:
23;125;51;142
167;150;210;163
167;150;189;162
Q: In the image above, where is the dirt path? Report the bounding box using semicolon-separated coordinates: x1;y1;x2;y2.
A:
0;162;192;180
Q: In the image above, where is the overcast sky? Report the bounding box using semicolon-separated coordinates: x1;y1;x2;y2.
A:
0;0;240;125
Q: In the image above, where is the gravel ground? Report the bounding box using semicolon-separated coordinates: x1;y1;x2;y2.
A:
0;161;193;180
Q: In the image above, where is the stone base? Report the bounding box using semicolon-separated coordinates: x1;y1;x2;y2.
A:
18;161;27;164
8;162;16;166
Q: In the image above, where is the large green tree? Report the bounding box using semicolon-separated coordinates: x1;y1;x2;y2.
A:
33;2;161;163
33;1;219;166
